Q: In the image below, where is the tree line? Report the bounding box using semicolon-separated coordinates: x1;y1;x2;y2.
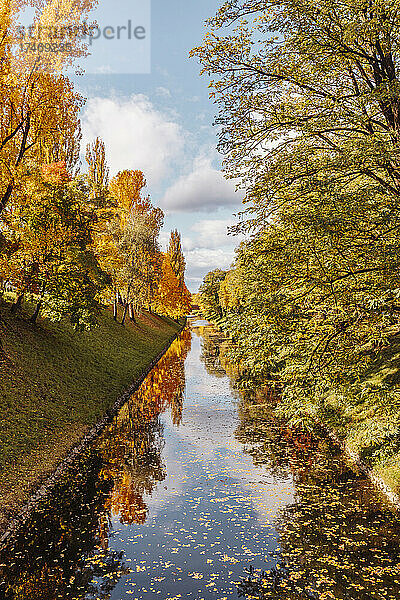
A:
0;1;191;330
193;0;400;455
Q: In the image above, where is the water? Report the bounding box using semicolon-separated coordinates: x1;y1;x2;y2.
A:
1;325;400;599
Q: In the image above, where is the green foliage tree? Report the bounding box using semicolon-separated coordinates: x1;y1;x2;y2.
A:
192;0;400;221
198;269;227;323
194;0;400;461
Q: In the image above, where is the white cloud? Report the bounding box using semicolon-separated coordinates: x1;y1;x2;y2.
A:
158;230;171;250
184;247;236;292
178;218;246;291
81;95;184;185
156;86;172;98
160;157;242;213
160;220;239;254
190;218;239;249
186;248;235;271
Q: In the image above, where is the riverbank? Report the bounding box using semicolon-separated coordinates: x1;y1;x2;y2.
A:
0;298;182;532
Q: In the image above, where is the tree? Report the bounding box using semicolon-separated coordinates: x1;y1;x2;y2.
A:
84;138;122;318
86;137;110;203
152;254;191;319
198;269;227;323
193;0;400;459
219;266;244;312
108;170;164;324
0;73;84;215
109;170;147;216
0;0;96;214
167;229;186;288
191;0;400;227
3;166;108;328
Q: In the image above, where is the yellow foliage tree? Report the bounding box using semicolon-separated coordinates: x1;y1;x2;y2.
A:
219;268;244;311
0;0;96;214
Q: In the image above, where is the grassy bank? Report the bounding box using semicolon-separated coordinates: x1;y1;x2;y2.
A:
311;335;400;500
0;298;181;528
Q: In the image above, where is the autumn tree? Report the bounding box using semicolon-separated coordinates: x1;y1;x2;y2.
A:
3;163;108;328
167;229;186;288
108;170;164;324
0;73;84;216
86;137;110;204
109;170;147;216
153;254;191;320
84;138;123;318
0;0;96;215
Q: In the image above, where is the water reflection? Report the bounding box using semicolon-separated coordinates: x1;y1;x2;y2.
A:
196;325;227;378
1;326;400;600
0;446;124;599
234;397;400;600
0;329;191;599
99;328;191;527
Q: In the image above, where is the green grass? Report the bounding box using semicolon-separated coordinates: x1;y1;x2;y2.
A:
0;297;180;526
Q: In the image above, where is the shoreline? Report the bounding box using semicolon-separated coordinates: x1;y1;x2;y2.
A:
0;310;185;548
325;426;400;509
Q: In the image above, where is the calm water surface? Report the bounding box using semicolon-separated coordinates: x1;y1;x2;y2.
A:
1;324;400;599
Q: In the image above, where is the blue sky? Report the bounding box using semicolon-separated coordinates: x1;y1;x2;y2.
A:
67;0;244;292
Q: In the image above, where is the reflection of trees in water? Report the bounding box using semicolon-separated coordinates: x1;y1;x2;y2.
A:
235;402;400;600
0;328;192;599
127;326;192;426
0;448;126;600
238;475;400;600
215;341;400;600
235;398;338;483
99;415;166;525
197;325;279;402
196;325;227;378
98;327;192;525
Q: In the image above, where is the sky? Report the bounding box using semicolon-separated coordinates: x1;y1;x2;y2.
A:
66;0;245;292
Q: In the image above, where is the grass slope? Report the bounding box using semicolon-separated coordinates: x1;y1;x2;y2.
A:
0;298;180;527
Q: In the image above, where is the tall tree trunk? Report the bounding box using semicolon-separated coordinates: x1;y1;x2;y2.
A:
29;300;42;324
0;183;13;215
10;293;23;314
121;303;129;326
0;112;31;215
129;303;136;322
117;291;123;304
113;298;118;321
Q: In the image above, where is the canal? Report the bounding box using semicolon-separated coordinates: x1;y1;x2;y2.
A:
1;323;400;599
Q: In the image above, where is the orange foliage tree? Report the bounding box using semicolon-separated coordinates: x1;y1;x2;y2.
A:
0;0;96;214
108;170;164;324
153;254;191;319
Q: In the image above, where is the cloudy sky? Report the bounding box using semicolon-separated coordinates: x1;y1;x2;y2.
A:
69;0;245;292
